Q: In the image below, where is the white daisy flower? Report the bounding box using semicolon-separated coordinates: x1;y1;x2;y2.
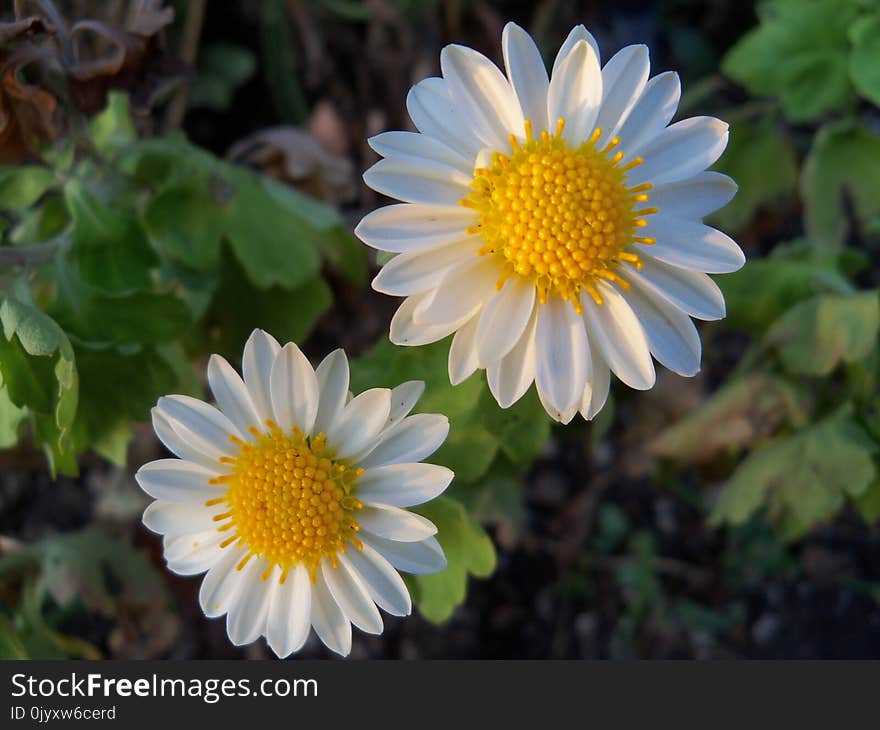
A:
357;22;744;423
136;330;451;657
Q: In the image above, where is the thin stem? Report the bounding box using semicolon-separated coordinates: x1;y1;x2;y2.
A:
163;0;207;131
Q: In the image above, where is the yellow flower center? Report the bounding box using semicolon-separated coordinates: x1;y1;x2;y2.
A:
207;422;363;581
462;119;657;311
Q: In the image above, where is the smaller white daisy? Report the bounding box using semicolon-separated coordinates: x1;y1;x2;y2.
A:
136;329;451;657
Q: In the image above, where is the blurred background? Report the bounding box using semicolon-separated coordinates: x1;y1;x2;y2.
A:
0;0;879;659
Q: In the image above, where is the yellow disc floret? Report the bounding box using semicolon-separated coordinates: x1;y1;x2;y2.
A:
462;118;658;311
206;422;363;582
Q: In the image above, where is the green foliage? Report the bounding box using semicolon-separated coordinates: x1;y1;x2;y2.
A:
0;92;362;472
189;43;257;112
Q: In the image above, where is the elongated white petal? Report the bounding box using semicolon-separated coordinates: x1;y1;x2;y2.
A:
623;282;701;376
359;504;438;542
648;172;738;220
413;255;497;326
476;277;535;366
310;570;352;657
390;293;477;346
369;130;472;173
360;414;449;469
624;258;725;321
164;530;224;576
156;395;239;458
313;349;349;436
355;203;477;253
270;342;319;434
143;500;219;536
361;534;447;575
440;44;524;150
552;24;601;76
266;564;311;658
487;305;538;408
372;239;478;296
198;548;247;618
136;459;219;503
502;22;550;132
616;71;680;155
595;44;650;144
342;546;412;616
628;116;729;186
322;559;382;635
242;329;281;424
448;313;481;385
535;296;590;423
387;381;424;426
151;408;220;470
547;40;602;145
363;156;470;206
581;282;655;390
226;557;272;646
358;463;453;508
637;216;745;273
207;354;262;436
406;77;483;159
327;388;391;459
580;335;611;420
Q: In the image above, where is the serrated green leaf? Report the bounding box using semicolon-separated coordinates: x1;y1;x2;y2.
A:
0;166;54;209
766;290;879;375
711;409;877;539
802;123;880;247
408;497;497;623
848;15;880;106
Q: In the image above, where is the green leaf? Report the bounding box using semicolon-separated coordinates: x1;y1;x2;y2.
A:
408;497;497;623
652;373;808;463
721;0;857;122
711;409;877;539
0;166;54;209
802;123;880;247
0;617;28;659
0;385;26;448
853;474;880;523
9;195;69;245
189;43;257;112
710;120;797;231
459;462;526;541
848;15;880;106
766;290;879;375
89;92;137;156
0;298;78;472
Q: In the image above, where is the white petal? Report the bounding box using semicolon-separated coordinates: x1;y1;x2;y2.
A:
406;76;483;159
487;305;538;408
581;282;655;390
164;530;224;576
413;254;497;326
322;559;382;635
363;156;470;206
226;557;272;646
266;564;311;658
242;329;281;424
342;546;412;616
360;414;449;469
616;71;680;155
359;504;438;542
368;130;472;174
547;40;602;145
310;570;352;657
143;500;218;536
198;547;247;618
327;388;391;459
637;216;744;274
372;238;478;296
624;257;725;321
156;395;240;458
270;342;319;434
502;22;549;132
387;381;424;426
648;172;738;220
623;281;701;376
628;117;729;186
552;25;601;75
390;293;476;347
357;463;453;508
534;297;590;423
355;203;476;253
151;408;220;470
207;354;262;436
476;277;535;366
361;534;447;575
448;313;480;385
595;44;650;144
580;336;611;420
440;44;524;150
135;459;219;503
313;349;349;436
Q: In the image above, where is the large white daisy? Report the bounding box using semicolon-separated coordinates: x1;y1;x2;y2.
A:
136;330;451;657
357;22;744;423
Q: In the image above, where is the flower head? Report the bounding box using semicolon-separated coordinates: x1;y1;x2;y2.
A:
358;23;744;423
137;330;451;657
